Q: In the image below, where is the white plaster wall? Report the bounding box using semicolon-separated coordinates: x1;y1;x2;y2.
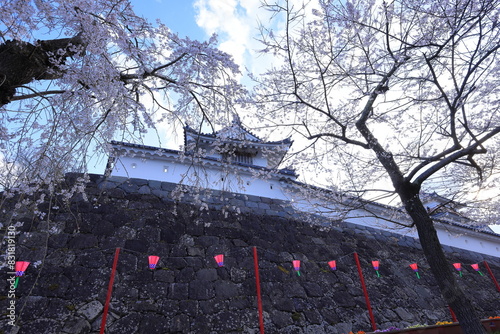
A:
284;189;500;257
112;156;290;200
436;228;500;256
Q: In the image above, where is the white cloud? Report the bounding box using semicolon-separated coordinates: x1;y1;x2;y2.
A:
193;0;268;73
194;0;322;78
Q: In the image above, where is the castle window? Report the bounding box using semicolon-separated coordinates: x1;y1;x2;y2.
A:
223;152;254;165
234;154;253;165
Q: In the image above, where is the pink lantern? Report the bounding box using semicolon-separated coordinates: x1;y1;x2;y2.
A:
409;263;420;279
470;263;484;276
372;260;380;277
328;260;337;271
15;261;30;277
14;261;30;289
148;255;160;270
214;254;224;267
453;263;462;277
293;260;301;276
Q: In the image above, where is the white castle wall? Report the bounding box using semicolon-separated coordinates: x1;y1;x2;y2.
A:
112;155;291;200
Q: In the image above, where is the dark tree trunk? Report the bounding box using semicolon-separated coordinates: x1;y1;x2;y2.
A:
398;182;486;334
0;35;84;105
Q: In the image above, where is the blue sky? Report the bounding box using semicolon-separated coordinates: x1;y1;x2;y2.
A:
129;0;280;75
130;0;207;40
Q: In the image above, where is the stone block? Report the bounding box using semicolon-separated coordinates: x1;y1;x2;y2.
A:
107;313;141;333
179;299;199;316
189;280;215;300
199;299;224;315
104;187;126;198
92;220;114;236
138;313;170;334
215;281;240;299
77;300;103;321
271;310;294;328
68;234;98;249
168;282;189;300
148;180;162;189
170;314;190;332
395;306;415;321
284;282;307;298
197;268;218;281
152;269;174;283
151;189;170;199
19;232;47;247
228;296;251;310
245;200;259;208
197;235;220;247
46;249;76;267
303;282;324;297
137;185;151;194
230;267;247;282
74;251;105;269
124;239;148;253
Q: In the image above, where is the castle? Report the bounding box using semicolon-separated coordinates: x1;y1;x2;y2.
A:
2;125;499;332
107;119;500;258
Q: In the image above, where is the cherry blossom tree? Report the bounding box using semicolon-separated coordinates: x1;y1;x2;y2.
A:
0;0;244;189
253;0;500;333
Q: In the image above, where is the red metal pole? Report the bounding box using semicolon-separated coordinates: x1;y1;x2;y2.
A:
100;247;120;334
483;260;500;293
253;246;265;334
353;252;377;331
449;305;458;322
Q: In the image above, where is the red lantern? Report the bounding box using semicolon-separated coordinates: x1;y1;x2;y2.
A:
214;254;224;267
409;263;420;279
14;261;30;289
293;260;301;276
328;260;337;271
15;261;30;277
470;263;484;276
372;260;380;277
148;256;160;270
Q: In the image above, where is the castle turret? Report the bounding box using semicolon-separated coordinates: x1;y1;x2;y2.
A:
106;118;296;198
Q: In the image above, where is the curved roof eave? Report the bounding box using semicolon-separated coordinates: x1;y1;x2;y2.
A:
184;124;293;147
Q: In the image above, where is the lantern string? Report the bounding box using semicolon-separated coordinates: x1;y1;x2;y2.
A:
24;245;496;278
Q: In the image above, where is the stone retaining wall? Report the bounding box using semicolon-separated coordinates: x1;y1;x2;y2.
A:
0;174;499;334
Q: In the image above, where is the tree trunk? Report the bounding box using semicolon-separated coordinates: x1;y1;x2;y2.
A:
0;35;84;106
398;183;486;334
